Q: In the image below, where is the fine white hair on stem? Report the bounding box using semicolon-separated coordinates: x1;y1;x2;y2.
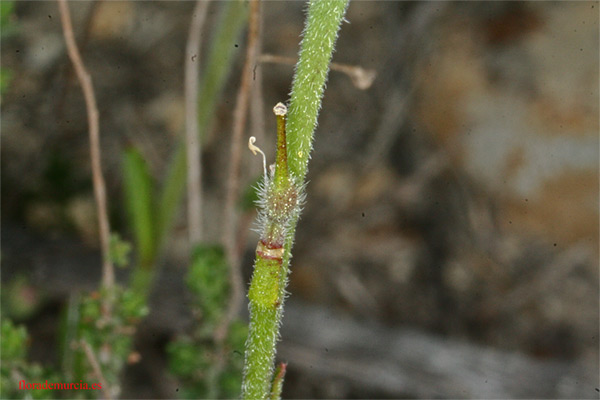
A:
248;136;267;180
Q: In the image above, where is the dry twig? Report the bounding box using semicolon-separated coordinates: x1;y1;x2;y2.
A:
57;0;114;294
79;339;112;400
249;1;266;150
240;0;266;272
260;53;376;90
185;0;210;246
55;0;102;122
219;0;261;342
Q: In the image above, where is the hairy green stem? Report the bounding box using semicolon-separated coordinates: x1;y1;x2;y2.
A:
242;103;295;400
244;257;283;398
286;0;349;181
279;0;348;311
242;1;349;398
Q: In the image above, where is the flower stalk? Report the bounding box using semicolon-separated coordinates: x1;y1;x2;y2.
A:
242;104;300;399
241;1;349;398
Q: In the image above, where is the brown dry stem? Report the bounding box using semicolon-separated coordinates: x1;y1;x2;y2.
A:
79;339;111;400
57;0;114;297
55;0;101;121
185;0;210;246
260;53;376;90
219;0;262;343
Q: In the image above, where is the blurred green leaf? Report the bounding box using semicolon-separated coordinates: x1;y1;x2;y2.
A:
0;1;18;38
73;286;148;397
197;0;248;134
227;319;249;351
109;233;132;268
0;2;14;24
156;143;187;252
0;68;12;95
1;319;59;399
1;276;43;320
187;244;230;325
58;294;80;382
120;288;149;321
79;294;101;321
168;244;246;399
122;147;156;269
1;319;27;362
168;337;211;377
240;176;262;212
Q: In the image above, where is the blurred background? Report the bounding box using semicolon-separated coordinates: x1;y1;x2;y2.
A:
1;1;598;398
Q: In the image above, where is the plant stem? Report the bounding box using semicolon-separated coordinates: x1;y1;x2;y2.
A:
243;274;282;398
286;0;350;182
278;0;349;319
269;363;287;400
242;2;348;397
79;339;111;400
185;0;210;246
157;0;248;251
57;0;114;300
242;104;295;400
222;0;261;310
126;1;248;300
260;53;376;90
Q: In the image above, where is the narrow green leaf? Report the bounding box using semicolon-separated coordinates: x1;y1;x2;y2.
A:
156;143;187;252
198;0;248;134
0;1;14;24
122;147;156;268
58;293;80;381
0;1;18;38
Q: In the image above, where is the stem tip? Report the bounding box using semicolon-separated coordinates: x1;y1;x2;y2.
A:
273;102;287;116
